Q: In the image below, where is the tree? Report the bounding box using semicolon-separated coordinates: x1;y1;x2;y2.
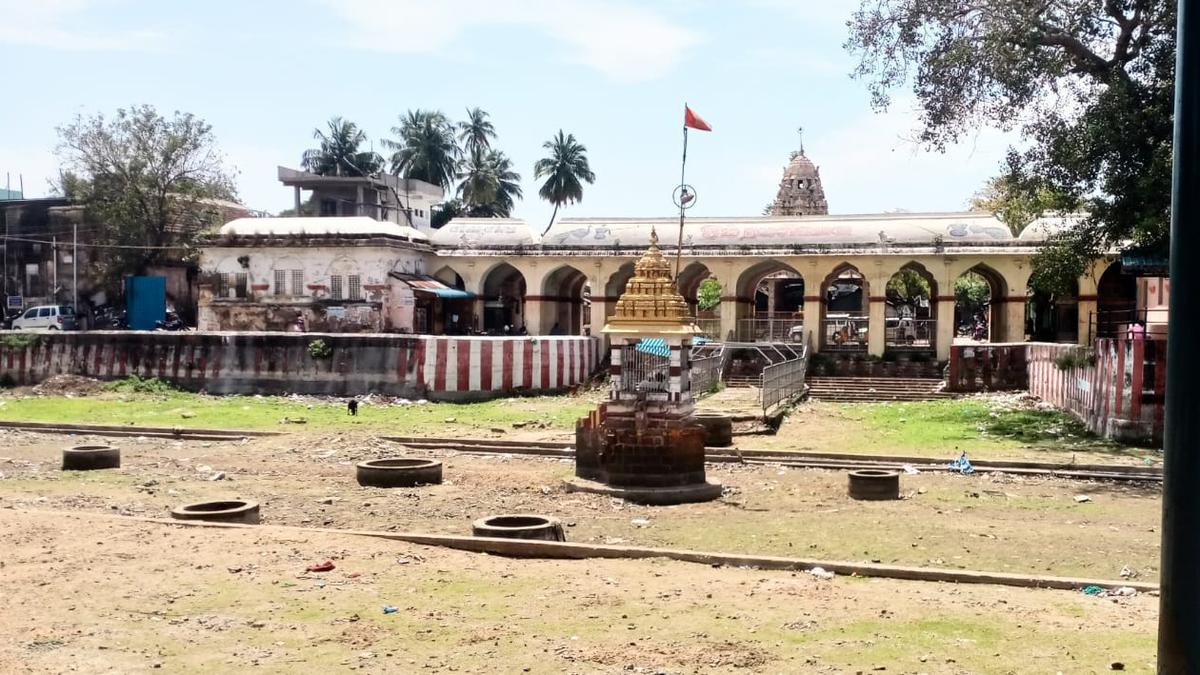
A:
431;199;464;229
457;107;496;157
482;150;523;217
968;175;1065;237
385;110;460;189
697;277;722;311
847;0;1177;286
456;148;523;217
56;105;237;291
301;117;383;177
885;268;931;308
533;130;595;235
954;272;991;316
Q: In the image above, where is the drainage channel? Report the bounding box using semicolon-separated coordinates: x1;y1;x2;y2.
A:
0;420;280;441
40;510;1158;595
383;436;1162;483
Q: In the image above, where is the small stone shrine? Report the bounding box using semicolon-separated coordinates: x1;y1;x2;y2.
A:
567;228;722;504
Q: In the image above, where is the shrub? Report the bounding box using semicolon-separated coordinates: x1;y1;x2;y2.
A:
1054;349;1096;371
1;334;40;350
307;339;333;360
106;375;177;394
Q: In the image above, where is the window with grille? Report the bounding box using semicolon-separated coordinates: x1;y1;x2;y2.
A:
274;270;286;296
291;270;304;296
235;273;248;298
330;275;343;300
348;275;362;301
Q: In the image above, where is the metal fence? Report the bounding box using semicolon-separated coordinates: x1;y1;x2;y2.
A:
691;353;722;395
695;317;723;340
884;318;936;348
619;344;670;393
760;348;808;412
822;316;869;350
736;317;804;342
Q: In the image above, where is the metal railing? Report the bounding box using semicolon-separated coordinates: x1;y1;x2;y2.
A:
1088;308;1168;342
822;316;869;350
619;344;670;393
761;348;808;413
690;353;722;395
884;318;936;348
736;317;804;342
695;317;722;340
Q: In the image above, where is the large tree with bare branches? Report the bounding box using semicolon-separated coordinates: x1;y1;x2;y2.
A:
847;0;1177;292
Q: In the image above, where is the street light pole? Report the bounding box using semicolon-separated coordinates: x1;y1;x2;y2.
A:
72;222;78;312
1158;0;1200;670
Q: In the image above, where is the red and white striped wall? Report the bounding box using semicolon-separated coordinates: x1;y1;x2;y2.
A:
415;336;598;394
0;332;599;400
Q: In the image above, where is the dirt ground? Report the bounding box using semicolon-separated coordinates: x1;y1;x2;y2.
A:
0;429;1161;581
0;509;1157;674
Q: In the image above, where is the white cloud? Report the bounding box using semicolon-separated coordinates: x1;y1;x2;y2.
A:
0;0;162;50
321;0;702;82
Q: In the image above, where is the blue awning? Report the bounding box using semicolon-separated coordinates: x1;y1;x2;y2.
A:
424;287;474;299
635;338;671;358
392;273;476;299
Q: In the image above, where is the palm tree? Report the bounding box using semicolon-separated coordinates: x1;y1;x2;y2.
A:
384;110;460;189
301;117;383;177
457;149;524;218
458;107;496;157
534;130;595;234
457;148;498;212
487;150;523;217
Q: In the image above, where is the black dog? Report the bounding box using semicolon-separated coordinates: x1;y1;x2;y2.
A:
347;399;358;416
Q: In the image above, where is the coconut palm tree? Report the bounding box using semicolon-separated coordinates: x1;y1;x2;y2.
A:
457;149;524;218
458;107;496;157
384;110;460;189
533;130;595;234
301;117;383;177
457;148;498;212
487;150;523;217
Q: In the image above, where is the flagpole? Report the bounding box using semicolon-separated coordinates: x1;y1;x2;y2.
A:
675;106;688;280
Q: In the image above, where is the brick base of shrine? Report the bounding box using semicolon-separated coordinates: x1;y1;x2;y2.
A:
571;403;721;505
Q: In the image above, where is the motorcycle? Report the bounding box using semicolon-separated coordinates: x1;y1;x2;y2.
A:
154;310;188;331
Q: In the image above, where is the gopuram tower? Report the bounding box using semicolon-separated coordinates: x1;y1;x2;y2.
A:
769;143;828;216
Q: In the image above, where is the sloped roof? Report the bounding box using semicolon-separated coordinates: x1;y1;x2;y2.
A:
540;213;1019;248
219;216;429;241
430;218;540;247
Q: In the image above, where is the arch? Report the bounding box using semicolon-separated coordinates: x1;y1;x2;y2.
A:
1026;276;1079;342
480;262;527;334
734;260;805;342
953;263;1007;343
678;261;722;339
541;264;589;335
1095;260;1139;338
884;261;938;351
819;262;869;350
605;262;636;299
431;265;466;290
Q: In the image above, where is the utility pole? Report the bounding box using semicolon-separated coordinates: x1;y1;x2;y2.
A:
72;222;78;311
1158;0;1200;670
51;235;57;302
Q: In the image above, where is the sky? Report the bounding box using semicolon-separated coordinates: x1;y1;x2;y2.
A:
0;0;1014;227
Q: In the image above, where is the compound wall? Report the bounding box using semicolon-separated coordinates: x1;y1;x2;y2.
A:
0;332;598;401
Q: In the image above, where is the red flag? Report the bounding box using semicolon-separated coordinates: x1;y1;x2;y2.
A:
684;106;712;131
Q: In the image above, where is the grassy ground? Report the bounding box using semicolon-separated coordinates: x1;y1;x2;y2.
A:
756;398;1159;466
0;387;596;434
0;377;1155;465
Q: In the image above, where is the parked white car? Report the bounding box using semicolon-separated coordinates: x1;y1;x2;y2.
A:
11;305;77;331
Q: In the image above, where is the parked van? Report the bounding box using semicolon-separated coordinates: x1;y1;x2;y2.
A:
11;305;77;331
